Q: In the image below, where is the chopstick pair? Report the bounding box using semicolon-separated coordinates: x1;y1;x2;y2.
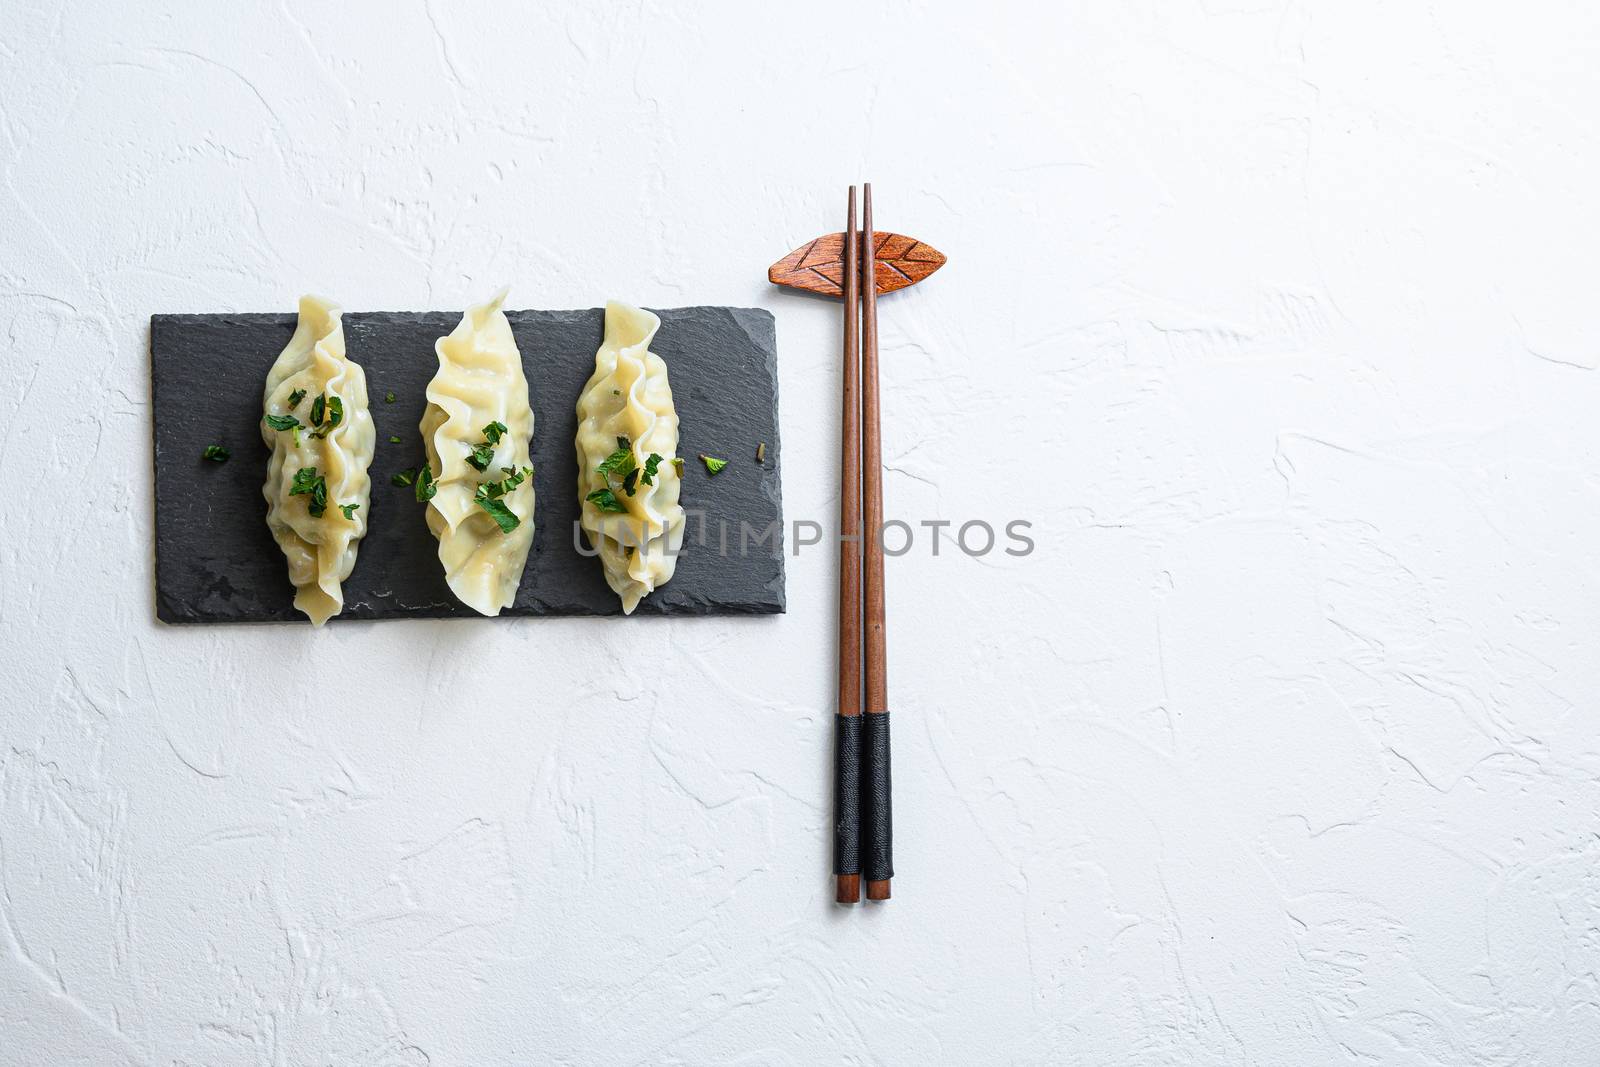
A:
838;184;892;904
765;188;946;905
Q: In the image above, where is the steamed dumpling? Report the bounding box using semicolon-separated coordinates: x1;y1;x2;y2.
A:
261;295;375;625
419;288;535;615
575;301;685;613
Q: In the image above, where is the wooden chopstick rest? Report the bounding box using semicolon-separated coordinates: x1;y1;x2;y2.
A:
768;231;946;298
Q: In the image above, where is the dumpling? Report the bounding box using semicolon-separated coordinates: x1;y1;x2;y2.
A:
261;295;375;625
419;288;535;616
575;301;685;613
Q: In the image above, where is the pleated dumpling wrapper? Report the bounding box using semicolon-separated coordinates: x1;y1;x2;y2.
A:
575;301;686;614
419;288;536;616
261;295;375;625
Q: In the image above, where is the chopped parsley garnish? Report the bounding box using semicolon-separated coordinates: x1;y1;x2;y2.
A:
592;437;665;498
472;464;531;533
201;444;230;462
595;436;635;481
389;435;402;444
308;395;344;439
586;487;626;513
671;457;685;477
391;468;416;487
289;466;328;517
385;391;396;404
465;422;509;471
700;454;728;475
276;393;343;439
475;493;519;532
484;465;531;497
413;464;437;502
339;502;360;520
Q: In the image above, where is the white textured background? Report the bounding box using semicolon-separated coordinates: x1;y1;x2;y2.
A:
4;1;1600;1064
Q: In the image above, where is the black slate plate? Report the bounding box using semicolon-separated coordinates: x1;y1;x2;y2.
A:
151;306;783;622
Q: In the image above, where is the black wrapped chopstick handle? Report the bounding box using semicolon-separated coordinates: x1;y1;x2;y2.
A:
862;710;893;883
834;713;862;875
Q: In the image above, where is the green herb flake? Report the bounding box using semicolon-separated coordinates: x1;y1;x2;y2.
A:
671;457;685;477
414;464;437;502
339;502;360;520
700;454;728;475
385;391;396;404
586;486;626;513
201;444;231;462
391;468;416;487
389;435;402;444
289;466;320;494
287;388;307;408
289;466;328;518
475;495;520;533
622;468;640;497
466;442;495;471
473;483;522;533
476;465;531;504
308;394;345;439
482;421;508;446
641;453;662;487
473;466;529;532
265;413;300;432
595;436;636;482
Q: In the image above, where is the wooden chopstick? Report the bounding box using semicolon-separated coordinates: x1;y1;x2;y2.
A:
860;183;893;901
835;187;864;905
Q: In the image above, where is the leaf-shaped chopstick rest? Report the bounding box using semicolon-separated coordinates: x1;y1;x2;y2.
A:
769;231;946;298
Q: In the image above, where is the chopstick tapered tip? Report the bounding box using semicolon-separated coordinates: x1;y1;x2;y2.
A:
866;878;891;901
836;873;861;904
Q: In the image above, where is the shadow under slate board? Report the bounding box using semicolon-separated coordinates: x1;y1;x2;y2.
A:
150;306;784;622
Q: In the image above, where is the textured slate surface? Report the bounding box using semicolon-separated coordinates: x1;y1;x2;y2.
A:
151;307;784;622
